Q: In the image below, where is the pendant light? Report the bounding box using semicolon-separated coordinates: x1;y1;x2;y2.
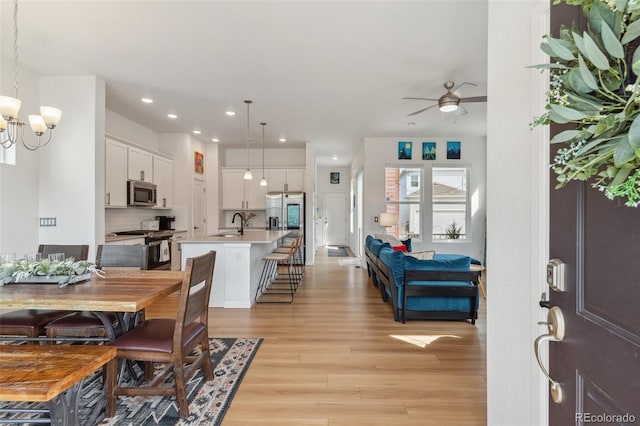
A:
259;122;267;187
0;0;62;151
243;100;253;180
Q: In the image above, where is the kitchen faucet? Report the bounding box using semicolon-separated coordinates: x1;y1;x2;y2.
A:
232;212;244;235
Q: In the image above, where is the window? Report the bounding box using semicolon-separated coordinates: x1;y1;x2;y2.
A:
432;167;469;241
384;167;422;240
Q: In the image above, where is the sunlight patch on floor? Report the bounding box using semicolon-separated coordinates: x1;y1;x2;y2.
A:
390;334;461;348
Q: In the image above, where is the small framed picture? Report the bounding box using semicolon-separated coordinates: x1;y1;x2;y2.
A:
398;141;412;160
422;142;436;160
330;172;340;184
194;151;204;174
447;141;461;160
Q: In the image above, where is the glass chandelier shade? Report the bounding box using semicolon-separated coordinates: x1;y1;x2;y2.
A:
243;100;253;180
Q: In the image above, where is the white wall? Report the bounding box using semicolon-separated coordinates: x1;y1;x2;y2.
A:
362;136;487;261
37;76;105;261
221;147;305;168
486;1;548;425
0;63;40;257
106;109;160;151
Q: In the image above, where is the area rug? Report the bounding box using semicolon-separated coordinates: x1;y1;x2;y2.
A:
327;246;349;257
0;337;262;426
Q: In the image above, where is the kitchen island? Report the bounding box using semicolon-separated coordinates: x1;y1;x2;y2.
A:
179;230;292;308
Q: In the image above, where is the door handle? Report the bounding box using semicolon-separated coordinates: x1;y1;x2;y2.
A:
534;306;565;403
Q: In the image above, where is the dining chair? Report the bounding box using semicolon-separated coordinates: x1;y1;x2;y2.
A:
0;244;89;343
45;244;149;341
105;250;216;419
38;244;89;261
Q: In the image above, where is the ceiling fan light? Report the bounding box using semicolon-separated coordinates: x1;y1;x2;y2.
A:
439;101;459;112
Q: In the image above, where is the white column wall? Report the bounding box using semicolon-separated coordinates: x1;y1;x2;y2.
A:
487;1;548;425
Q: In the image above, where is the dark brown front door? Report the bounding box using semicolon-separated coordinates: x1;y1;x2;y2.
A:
543;4;640;424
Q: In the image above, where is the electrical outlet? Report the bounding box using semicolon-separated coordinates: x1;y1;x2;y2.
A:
374;216;379;223
39;217;57;227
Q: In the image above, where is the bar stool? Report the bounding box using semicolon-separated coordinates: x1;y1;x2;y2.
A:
254;240;299;303
272;235;304;287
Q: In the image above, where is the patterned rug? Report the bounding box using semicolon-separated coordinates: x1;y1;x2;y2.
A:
0;337;262;426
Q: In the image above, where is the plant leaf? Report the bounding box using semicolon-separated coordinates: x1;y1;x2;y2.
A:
578;54;599;91
616;0;628;12
632;45;640;76
628;113;640;149
527;63;569;70
550;104;588;120
564;68;597;94
611;166;632;186
621;18;640;44
600;21;624;59
575;138;608;155
540;41;556;58
573;32;588;58
548;110;572;124
583;31;611;70
613;135;635;166
546;36;576;61
551;129;582;143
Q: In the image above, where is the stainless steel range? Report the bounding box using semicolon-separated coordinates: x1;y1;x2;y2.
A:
112;230;173;270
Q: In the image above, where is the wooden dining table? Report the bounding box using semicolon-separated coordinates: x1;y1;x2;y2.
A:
0;269;184;341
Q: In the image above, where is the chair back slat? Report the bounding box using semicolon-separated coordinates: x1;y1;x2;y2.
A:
175;251;216;342
38;244;89;261
96;245;149;270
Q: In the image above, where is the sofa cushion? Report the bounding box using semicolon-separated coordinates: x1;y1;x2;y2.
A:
392;245;407;252
400;237;412;252
375;233;403;247
405;255;471;271
370;239;391;257
379;246;405;288
365;235;374;250
406;250;435;260
433;253;482;265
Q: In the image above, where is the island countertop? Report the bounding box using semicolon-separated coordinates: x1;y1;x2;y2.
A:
179;229;292;244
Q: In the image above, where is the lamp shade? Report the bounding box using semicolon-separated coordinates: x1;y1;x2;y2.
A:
40;106;62;127
379;213;398;227
0;96;21;119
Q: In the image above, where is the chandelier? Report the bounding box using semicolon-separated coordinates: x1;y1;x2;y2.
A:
243;100;253;180
0;0;62;151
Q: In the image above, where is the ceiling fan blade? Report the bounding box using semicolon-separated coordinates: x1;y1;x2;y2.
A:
407;104;437;116
452;81;477;93
460;96;487;103
402;97;439;101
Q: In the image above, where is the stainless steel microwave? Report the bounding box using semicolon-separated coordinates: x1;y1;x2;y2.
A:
127;180;157;207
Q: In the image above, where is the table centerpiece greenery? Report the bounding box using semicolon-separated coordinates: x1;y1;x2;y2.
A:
0;258;97;288
532;0;640;207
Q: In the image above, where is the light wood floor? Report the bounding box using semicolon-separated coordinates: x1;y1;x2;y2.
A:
149;247;487;425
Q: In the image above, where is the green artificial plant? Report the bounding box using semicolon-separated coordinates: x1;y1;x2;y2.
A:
532;0;640;206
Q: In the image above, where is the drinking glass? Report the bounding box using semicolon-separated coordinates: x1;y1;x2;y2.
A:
0;253;16;264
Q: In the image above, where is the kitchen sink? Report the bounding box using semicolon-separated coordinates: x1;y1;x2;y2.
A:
213;233;240;237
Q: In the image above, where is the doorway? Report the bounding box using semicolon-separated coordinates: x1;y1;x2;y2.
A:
322;192;347;246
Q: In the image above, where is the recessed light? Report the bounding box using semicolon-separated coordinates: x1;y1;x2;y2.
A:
192;130;202;135
408;122;415;126
225;110;235;116
332;155;338;160
279;138;287;143
211;138;220;142
141;97;153;104
167;113;178;119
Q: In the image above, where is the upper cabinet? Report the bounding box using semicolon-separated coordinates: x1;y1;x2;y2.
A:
105;138;128;208
221;169;268;210
105;137;174;209
267;168;305;192
127;146;153;182
153;155;174;209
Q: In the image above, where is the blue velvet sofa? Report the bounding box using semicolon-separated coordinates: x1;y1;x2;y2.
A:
365;235;480;324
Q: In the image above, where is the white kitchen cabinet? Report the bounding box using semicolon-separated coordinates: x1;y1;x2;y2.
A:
105;138;128;208
266;168;305;192
153;155;174;209
127;146;153;182
221;168;267;210
286;169;305;191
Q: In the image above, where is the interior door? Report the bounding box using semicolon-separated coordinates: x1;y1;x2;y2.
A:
540;5;640;423
192;178;205;238
323;192;347;246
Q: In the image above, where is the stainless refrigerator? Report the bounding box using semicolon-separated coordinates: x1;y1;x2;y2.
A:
266;192;305;264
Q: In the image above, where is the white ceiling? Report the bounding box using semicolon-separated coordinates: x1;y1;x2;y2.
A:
0;0;488;166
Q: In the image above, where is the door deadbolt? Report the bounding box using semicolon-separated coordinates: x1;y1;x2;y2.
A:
534;306;565;403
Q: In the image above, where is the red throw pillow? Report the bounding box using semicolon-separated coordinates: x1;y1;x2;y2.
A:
392;245;407;252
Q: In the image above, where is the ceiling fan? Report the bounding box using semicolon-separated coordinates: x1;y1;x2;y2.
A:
403;81;487;116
